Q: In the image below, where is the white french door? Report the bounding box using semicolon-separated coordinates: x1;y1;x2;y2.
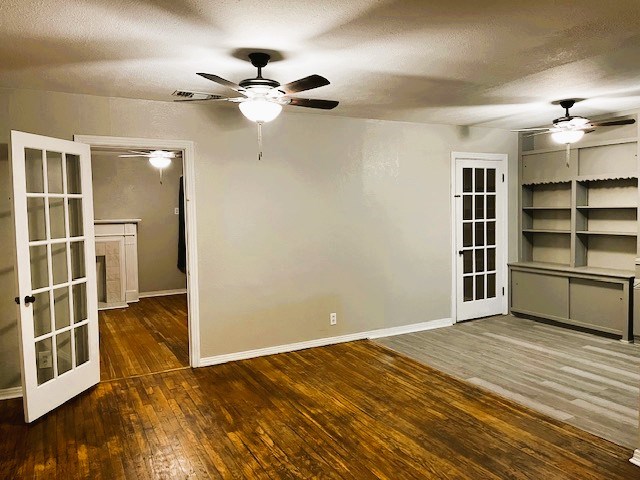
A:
454;154;506;322
11;131;99;422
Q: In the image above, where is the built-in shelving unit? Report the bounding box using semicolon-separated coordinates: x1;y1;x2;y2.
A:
510;119;639;341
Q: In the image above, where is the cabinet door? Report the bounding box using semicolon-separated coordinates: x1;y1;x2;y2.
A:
570;278;625;334
511;270;569;319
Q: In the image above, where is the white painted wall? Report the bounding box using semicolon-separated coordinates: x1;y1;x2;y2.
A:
0;87;518;389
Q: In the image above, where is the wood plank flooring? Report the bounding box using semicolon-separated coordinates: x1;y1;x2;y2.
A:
99;295;189;381
0;340;637;478
376;315;640;449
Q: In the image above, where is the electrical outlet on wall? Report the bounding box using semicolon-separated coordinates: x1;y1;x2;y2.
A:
174;208;180;215
38;350;52;368
330;313;337;325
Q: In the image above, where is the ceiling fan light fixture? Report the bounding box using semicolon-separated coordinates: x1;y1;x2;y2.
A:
148;153;172;169
551;129;584;144
239;98;282;123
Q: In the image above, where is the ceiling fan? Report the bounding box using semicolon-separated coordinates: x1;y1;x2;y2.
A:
512;99;636;142
118;150;181;183
175;52;339;159
512;99;636;165
176;52;339;117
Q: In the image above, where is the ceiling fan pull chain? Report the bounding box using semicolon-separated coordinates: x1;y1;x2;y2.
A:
566;143;570;167
257;122;263;161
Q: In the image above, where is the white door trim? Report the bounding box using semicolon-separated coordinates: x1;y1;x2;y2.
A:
450;152;509;323
74;135;201;367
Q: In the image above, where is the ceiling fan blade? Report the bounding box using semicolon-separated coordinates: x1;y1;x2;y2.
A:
279;75;330;94
524;131;555;137
287;98;339;110
511;127;550;132
590;119;636;127
118;154;147;157
174;95;232;102
197;73;247;95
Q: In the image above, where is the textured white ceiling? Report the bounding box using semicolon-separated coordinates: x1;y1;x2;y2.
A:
1;0;640;128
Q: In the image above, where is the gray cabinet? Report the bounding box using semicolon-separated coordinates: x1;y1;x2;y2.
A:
509;263;633;341
513;130;639;340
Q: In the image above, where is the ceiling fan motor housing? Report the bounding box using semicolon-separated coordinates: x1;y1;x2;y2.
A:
240;52;281;91
552;99;592;127
554;115;576;125
239;77;280;89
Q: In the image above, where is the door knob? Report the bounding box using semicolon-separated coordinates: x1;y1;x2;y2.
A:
458;250;464;256
24;295;36;304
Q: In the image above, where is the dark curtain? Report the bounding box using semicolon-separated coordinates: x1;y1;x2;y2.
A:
177;176;187;273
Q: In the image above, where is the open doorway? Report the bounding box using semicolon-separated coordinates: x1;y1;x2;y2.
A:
74;135;200;377
91;146;187;380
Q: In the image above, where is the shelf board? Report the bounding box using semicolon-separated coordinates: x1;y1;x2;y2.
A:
576;205;637;210
522;206;571;210
576;230;637;237
523;229;571;234
509;261;570;269
573;266;636;278
509;261;635;279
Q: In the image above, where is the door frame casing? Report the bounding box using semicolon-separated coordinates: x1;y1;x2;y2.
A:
74;135;201;367
450;151;509;323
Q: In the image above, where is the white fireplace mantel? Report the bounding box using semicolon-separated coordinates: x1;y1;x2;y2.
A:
95;218;142;226
94;219;141;310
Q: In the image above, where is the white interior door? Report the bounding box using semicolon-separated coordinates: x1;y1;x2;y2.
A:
455;156;506;322
11;130;99;422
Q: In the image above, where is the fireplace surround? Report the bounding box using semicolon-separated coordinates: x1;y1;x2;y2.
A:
94;219;140;310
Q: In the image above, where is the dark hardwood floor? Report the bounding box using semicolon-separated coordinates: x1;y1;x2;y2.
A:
1;341;636;479
99;294;189;381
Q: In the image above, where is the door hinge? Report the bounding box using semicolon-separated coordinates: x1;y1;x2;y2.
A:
14;296;19;305
502;287;505;295
502;174;505;182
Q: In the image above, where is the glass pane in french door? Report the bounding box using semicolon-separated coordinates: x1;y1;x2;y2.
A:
461;166;498;302
26;148;89;385
75;324;89;366
27;198;46;241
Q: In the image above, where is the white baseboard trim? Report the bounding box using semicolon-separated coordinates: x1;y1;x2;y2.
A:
367;317;453;339
630;449;640;467
0;386;22;400
139;288;187;299
98;302;129;311
200;317;453;367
